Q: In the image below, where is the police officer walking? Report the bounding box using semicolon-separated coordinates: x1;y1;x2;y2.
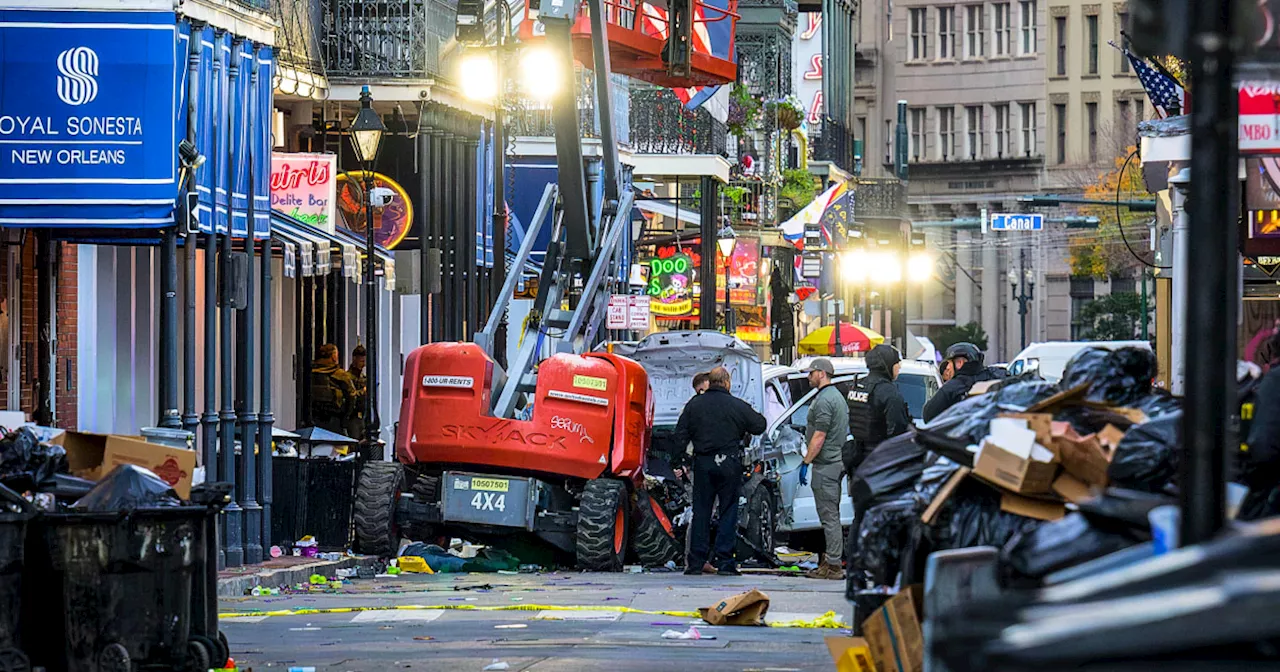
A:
844;344;911;474
672;366;767;576
798;358;850;580
922;342;1007;422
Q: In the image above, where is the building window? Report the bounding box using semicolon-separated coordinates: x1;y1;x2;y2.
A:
1136;98;1145;125
966;5;986;57
966;105;985;159
938;7;957;58
1118;99;1132;141
994;3;1012;55
857;116;867;146
885;119;894;164
1118;12;1130;72
910;107;926;161
910;8;929;60
995;103;1011;157
1069;276;1095;339
939;106;956;160
1087;101;1098;162
1020;101;1036;157
1055;103;1066;164
1112;274;1136;294
1019;0;1037;54
1086;14;1099;74
1054;16;1067;75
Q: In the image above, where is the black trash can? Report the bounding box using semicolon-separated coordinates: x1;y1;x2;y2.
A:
29;507;210;672
0;484;32;672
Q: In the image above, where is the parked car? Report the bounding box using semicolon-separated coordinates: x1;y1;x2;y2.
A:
772;357;942;533
1008;340;1153;382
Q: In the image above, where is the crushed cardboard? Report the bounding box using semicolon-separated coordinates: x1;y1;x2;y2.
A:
862;586;923;672
699;589;769;626
1000;491;1066;521
973;418;1058;494
921;467;971;525
1052;472;1095;504
1026;382;1089;413
61;431;196;498
827;636;878;672
968;380;1000;397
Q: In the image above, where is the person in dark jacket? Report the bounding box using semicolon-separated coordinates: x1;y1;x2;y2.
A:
922;342;1007;422
1242;359;1280;519
844;344;911;475
671;366;767;576
310;343;359;435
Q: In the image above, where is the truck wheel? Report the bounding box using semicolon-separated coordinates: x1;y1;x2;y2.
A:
632;490;680;567
354;461;404;556
576;479;630;571
738;485;777;564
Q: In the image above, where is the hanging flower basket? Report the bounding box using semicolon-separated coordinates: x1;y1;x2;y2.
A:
767;98;805;131
727;84;761;137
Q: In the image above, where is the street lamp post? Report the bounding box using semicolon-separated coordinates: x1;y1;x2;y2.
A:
349;86;386;455
1008;249;1035;351
717;225;737;334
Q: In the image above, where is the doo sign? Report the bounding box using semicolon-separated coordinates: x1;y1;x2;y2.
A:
1240;82;1280;154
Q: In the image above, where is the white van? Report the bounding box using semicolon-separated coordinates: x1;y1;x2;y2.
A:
1008;340;1153;382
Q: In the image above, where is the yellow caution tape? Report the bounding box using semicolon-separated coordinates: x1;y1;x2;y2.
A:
219;603;848;628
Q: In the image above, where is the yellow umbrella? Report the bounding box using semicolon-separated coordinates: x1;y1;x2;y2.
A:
797;324;885;356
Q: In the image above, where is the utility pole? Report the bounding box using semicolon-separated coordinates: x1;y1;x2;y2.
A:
1009;248;1034;352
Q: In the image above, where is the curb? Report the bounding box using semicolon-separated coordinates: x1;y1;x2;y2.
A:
217;556;383;597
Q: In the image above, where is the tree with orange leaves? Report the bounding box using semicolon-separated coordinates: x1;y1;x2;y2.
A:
1069;145;1155;279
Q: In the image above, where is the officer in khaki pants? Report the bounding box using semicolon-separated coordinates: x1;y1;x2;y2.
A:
798;358;850;580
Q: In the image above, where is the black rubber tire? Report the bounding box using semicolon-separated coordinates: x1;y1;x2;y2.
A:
354;461;404;556
576;479;630;571
216;631;230;668
97;643;132;672
0;648;30;672
187;639;212;672
412;473;441;502
632;490;680;567
738;485;777;564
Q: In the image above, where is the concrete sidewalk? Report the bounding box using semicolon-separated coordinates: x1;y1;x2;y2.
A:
217;555;383;597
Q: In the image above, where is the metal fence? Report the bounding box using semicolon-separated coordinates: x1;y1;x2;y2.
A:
323;0;455;78
629;88;729;156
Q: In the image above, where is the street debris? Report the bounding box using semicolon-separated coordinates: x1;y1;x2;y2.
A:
494;624;527;629
699;589;770;626
482;660;510;671
662;626;715;640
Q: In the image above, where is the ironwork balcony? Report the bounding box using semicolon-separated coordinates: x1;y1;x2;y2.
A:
507;70;631;144
274;0;326;83
323;0;455;79
854;177;906;220
811;119;855;172
629;88;728;156
724;179;778;229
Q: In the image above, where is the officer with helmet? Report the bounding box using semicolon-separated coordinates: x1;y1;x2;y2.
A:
922;342;1008;422
843;344;912;475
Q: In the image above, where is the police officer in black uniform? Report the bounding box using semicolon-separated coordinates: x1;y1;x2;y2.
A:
844;344;912;475
922;342;1007;422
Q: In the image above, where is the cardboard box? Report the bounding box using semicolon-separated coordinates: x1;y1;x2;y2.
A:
699;589;769;626
827;636;878;672
1001;412;1054;448
1000;491;1066;521
1052;472;1096;504
62;431;196;498
1026;382;1089;412
968;380;1000;397
862;585;924;672
1055;432;1114;487
973;418;1058;495
922;467;971;525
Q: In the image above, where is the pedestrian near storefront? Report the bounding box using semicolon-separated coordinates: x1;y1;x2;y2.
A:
310;343;359;435
347;345;368;440
672;366;767;576
799;358;850;580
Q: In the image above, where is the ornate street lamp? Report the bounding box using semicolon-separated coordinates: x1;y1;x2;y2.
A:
717;225;737;334
350;85;386;454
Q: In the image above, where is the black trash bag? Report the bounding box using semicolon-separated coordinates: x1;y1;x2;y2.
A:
923;381;1060;445
850;431;926;508
1000;512;1147;584
0;427;67;493
912;454;964;512
933;482;1044;551
72;464;182;511
1061;347;1158;406
1109;411;1181;493
1132;390;1181;419
1076;487;1174;532
1051;405;1139;436
855;499;917;585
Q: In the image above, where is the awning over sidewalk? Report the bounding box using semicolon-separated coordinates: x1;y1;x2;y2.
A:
271;211;394;283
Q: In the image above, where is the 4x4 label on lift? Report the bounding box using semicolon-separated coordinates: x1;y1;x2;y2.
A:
572;375;608;391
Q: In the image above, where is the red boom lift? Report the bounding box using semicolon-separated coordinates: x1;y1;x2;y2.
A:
352;0;738;569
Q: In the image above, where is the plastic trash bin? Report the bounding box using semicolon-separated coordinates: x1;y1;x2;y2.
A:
33;507;211;672
0;484;32;672
138;427;195;452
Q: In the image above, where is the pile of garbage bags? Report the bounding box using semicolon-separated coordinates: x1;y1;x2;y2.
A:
849;346;1208;597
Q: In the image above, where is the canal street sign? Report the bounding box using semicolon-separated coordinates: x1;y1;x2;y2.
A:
989;213;1044;231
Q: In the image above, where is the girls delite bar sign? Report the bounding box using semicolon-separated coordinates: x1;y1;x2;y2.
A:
270;152;337;233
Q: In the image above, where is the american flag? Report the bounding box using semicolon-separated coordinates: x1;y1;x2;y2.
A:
1126;51;1186;118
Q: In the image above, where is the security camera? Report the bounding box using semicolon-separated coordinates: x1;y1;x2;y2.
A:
370;187;395;207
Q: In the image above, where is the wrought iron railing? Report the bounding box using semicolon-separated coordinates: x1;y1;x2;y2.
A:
273;0;327;86
507;71;631;144
811;119;855;173
629;88;728;156
724;179;778;228
323;0;455;78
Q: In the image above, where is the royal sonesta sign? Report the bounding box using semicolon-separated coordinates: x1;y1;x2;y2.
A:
0;11;180;226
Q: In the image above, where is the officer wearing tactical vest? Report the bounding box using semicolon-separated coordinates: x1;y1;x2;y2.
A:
922;342;1007;422
844;344;911;476
310;343;359;435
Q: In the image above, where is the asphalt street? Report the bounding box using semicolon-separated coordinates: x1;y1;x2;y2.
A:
219;571;852;672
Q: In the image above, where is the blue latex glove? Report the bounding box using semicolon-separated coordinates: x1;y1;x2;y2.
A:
799;462;810;486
